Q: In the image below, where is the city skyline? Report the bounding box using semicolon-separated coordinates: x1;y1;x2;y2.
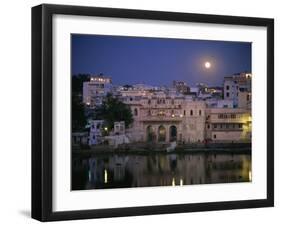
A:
72;34;251;86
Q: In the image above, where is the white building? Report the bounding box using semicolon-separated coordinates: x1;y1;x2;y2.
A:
89;120;104;145
223;72;252;108
205;108;251;142
83;75;112;108
205;99;234;108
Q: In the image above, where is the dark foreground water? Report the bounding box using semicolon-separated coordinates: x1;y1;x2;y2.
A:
72;152;251;190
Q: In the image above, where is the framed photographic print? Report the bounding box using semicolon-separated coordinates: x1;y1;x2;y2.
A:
32;4;274;221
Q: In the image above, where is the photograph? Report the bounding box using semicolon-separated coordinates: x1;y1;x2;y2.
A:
71;34;252;190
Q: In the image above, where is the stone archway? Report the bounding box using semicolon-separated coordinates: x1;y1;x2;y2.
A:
169;125;177;142
146;125;155;142
158;125;166;142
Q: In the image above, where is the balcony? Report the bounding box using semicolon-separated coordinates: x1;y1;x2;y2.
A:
208;117;247;123
139;115;183;122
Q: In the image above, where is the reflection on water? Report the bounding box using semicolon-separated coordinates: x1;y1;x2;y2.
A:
72;153;251;190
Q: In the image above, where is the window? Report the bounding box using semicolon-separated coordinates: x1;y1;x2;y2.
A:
134;108;138;116
171;99;174;105
226;92;230;97
183;110;186;116
199;110;202;116
231;114;236;118
239;124;242;128
213;134;216;139
214;124;217;129
190;110;193;116
207;124;210;129
148;99;151;104
226;85;230;90
218;114;223;119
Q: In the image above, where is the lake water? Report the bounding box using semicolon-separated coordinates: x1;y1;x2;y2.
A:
72;152;251;190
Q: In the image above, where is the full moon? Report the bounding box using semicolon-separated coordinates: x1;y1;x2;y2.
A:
205;61;211;69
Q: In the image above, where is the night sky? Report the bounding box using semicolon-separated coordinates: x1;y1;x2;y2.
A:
72;34;251;87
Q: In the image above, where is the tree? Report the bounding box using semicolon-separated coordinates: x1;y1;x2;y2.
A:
72;94;87;131
72;74;90;94
94;94;133;130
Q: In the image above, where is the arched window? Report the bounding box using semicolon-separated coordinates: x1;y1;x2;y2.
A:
169;125;177;142
147;125;154;142
158;125;166;142
134;108;138;116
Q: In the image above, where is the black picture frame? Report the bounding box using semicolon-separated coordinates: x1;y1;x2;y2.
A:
32;4;274;222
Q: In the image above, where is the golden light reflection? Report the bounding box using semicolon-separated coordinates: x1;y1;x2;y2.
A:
180;178;183;186
172;178;175;186
104;169;108;184
249;170;252;182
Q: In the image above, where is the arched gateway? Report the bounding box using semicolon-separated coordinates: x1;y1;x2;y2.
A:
146;125;155;142
169;125;177;142
158;125;166;142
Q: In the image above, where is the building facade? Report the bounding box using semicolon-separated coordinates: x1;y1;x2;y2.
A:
223;72;252;108
83;75;112;108
122;92;206;143
89;120;104;145
205;108;251;142
80;72;252;145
